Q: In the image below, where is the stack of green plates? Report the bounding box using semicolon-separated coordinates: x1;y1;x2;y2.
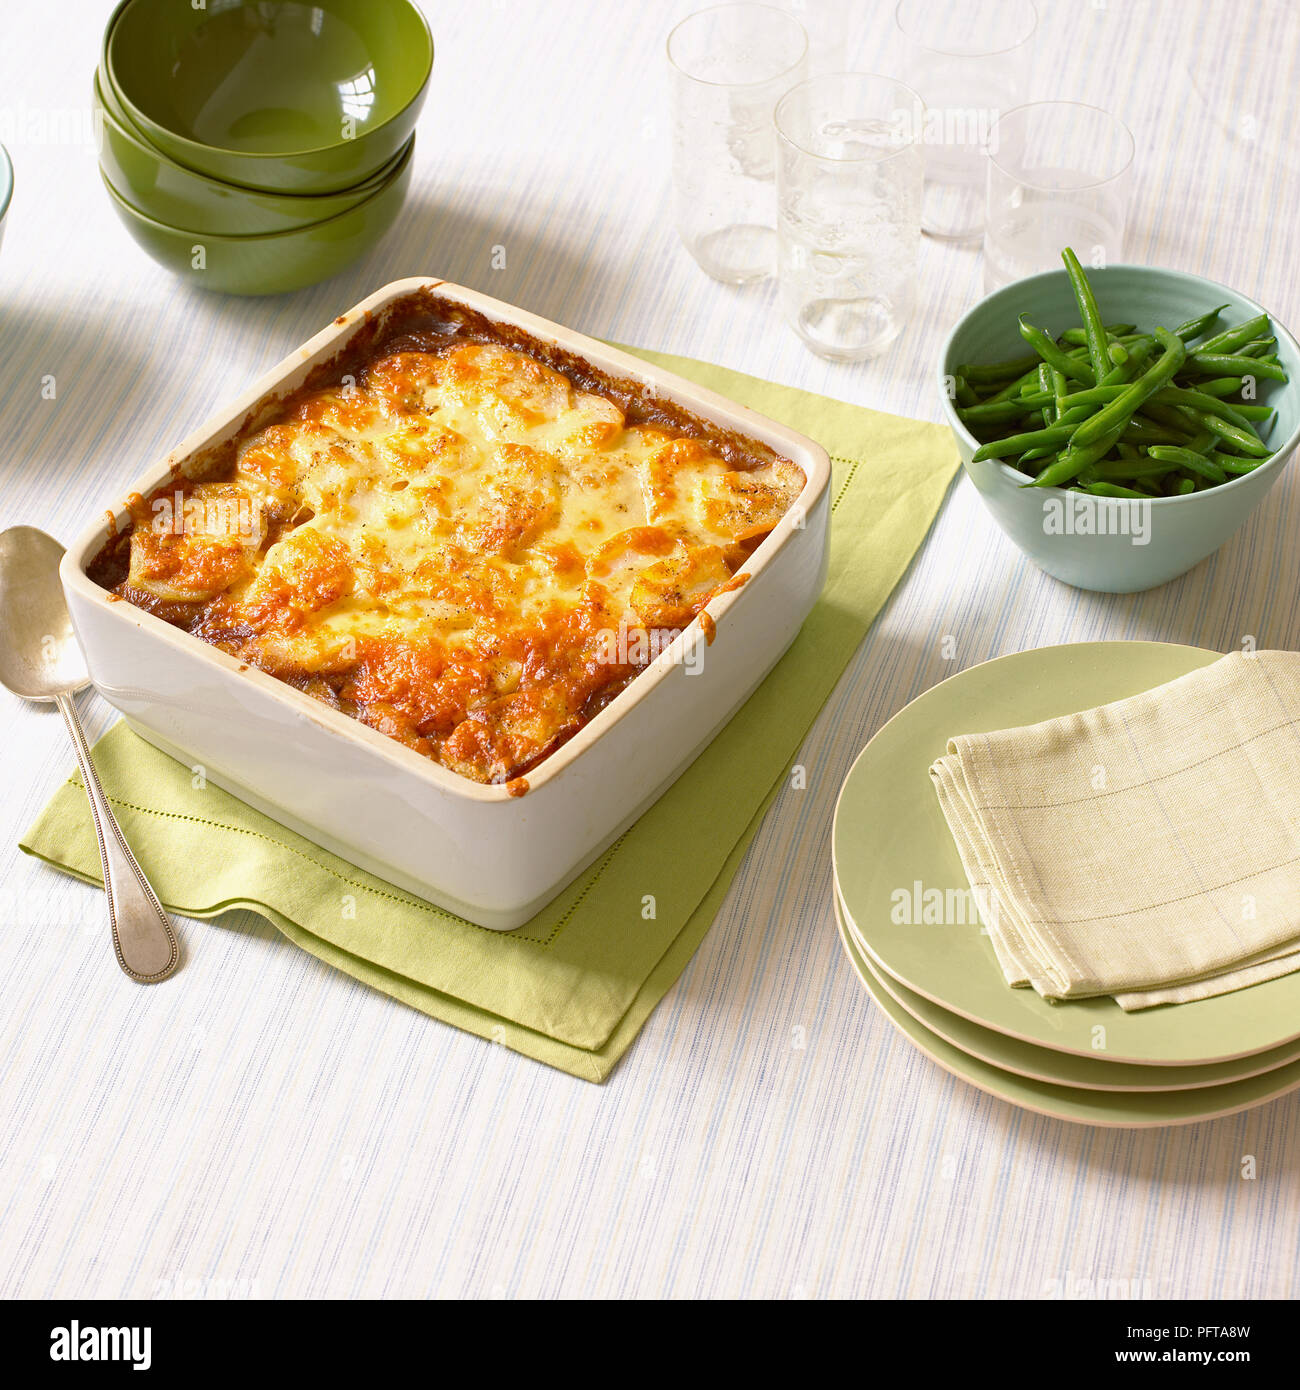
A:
831;641;1300;1127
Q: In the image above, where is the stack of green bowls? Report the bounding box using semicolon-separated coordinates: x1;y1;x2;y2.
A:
97;0;433;295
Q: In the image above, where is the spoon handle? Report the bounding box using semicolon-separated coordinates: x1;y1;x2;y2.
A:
55;693;180;983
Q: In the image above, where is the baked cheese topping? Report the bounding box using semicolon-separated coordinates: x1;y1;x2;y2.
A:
122;343;804;784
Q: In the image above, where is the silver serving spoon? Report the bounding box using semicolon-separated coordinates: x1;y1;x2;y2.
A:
0;526;179;982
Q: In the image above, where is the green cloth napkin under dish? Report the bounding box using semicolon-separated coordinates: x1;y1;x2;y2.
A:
20;347;958;1081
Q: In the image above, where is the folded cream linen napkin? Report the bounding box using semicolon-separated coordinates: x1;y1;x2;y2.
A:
931;650;1300;1011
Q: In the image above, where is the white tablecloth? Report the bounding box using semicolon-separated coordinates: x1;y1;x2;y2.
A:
2;0;1298;1299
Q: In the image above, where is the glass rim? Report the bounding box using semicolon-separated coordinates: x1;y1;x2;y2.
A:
666;2;809;89
986;100;1136;190
774;71;927;166
893;0;1039;58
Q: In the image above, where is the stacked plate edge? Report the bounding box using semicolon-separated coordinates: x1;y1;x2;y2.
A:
830;641;1300;1127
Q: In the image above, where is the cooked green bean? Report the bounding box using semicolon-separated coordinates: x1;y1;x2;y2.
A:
972;421;1079;461
1092;455;1175;481
1029;425;1127;488
1207;449;1268;475
1018;316;1096;385
1188;376;1248;398
982;344;1090;403
1142;401;1201;435
1060;324;1137;346
1082;482;1150;499
1197;413;1273;456
1063;248;1114;383
1147;445;1228;483
1020;354;1150;463
1187;352;1287;381
1150;387;1273;427
957;354;1042;384
1070;327;1187;449
1120;418;1188;446
1173;305;1229;341
1198;312;1270;354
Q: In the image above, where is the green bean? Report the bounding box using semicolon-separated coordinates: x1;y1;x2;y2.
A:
957;354;1042;384
1150;387;1273;426
1149;386;1251;426
1018;316;1096;384
1198;414;1273;456
1146;445;1228;484
1188;376;1248;398
1174;478;1196;495
1070;327;1187;449
1051;367;1070;417
1207;449;1269;475
1186;352;1287;381
1020;353;1150;463
1198;312;1270;354
982;344;1089;403
1173;305;1229;342
1029;425;1126;488
1062;248;1112;383
952;374;980;408
1081;482;1150;499
1054;383;1126;410
981;365;1046;404
1060;324;1137;346
971;421;1080;462
1237;338;1277;358
1037;364;1054;423
1121;418;1187;446
1142;402;1201;435
959;400;1037;425
1092;455;1176;481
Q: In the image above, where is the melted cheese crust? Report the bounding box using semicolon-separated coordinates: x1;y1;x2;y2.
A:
123;343;804;784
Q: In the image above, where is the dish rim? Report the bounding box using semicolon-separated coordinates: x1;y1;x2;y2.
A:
61;276;832;805
91;70;411;209
97;133;415;240
938;262;1300;506
0;142;12;224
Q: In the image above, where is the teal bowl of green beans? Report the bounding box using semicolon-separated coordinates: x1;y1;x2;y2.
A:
939;260;1300;592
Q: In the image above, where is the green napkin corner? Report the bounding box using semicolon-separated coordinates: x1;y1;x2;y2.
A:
20;347;958;1081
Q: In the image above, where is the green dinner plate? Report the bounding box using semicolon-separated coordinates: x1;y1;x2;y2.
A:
836;884;1300;1091
833;889;1300;1127
832;641;1300;1066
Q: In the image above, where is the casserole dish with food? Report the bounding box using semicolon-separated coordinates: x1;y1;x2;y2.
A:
61;279;831;928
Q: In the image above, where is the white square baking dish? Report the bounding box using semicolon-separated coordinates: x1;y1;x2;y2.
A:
60;278;831;929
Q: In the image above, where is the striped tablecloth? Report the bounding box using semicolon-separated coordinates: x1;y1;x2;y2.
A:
2;0;1298;1299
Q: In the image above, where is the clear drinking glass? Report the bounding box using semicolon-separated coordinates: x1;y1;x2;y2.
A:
774;73;924;361
983;102;1135;292
894;0;1037;242
668;3;809;284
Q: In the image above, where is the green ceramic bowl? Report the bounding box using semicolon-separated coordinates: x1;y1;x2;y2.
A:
101;134;414;295
0;143;11;256
940;265;1300;593
94;75;410;236
103;0;432;194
